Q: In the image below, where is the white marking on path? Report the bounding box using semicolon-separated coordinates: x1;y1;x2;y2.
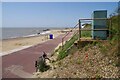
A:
0;45;32;56
5;65;34;78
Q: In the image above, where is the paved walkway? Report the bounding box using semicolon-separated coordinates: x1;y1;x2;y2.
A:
2;33;73;78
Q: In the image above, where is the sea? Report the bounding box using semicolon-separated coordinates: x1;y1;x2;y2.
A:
1;27;64;40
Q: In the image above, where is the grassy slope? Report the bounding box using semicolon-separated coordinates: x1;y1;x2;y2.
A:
53;15;120;78
57;33;79;60
34;41;119;78
34;15;119;78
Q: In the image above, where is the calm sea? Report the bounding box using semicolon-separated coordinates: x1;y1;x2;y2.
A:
2;27;64;40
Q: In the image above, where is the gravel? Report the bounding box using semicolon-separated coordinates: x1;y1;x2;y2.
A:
33;45;119;78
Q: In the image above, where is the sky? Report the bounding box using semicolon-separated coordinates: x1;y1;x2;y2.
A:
1;0;120;2
1;2;118;28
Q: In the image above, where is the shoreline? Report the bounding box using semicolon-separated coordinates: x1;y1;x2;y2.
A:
1;29;64;54
1;34;49;42
1;30;52;41
2;28;66;40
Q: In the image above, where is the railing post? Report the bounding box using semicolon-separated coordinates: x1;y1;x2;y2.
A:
79;19;81;41
109;18;112;39
62;38;64;50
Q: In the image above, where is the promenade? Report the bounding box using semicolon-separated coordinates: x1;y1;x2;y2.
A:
2;33;73;78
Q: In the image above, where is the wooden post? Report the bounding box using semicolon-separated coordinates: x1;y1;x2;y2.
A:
109;18;112;39
62;38;64;50
117;5;120;54
79;19;81;41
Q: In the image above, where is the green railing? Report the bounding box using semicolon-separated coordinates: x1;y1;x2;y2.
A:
58;30;79;60
62;23;79;49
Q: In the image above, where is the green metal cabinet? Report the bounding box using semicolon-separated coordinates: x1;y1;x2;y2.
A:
92;10;107;40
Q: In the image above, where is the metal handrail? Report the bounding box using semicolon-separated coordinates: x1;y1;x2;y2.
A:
62;23;79;49
61;18;111;49
80;29;109;31
79;18;109;20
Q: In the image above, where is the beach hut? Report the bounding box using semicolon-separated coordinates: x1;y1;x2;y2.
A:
92;10;107;40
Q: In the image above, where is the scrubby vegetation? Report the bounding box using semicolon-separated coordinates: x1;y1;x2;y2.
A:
34;13;120;78
81;23;91;38
100;15;120;67
81;31;91;38
57;32;79;60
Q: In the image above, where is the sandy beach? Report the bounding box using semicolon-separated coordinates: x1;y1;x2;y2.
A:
0;29;64;54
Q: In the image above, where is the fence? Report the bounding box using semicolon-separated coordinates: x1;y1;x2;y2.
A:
78;18;111;40
61;18;112;49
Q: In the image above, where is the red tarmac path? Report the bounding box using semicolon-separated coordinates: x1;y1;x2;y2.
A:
2;33;73;78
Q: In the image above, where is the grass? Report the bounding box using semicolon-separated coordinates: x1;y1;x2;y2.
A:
56;14;119;67
56;22;92;60
56;25;94;60
81;23;92;38
108;15;120;67
96;15;120;67
57;33;79;60
81;31;91;38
